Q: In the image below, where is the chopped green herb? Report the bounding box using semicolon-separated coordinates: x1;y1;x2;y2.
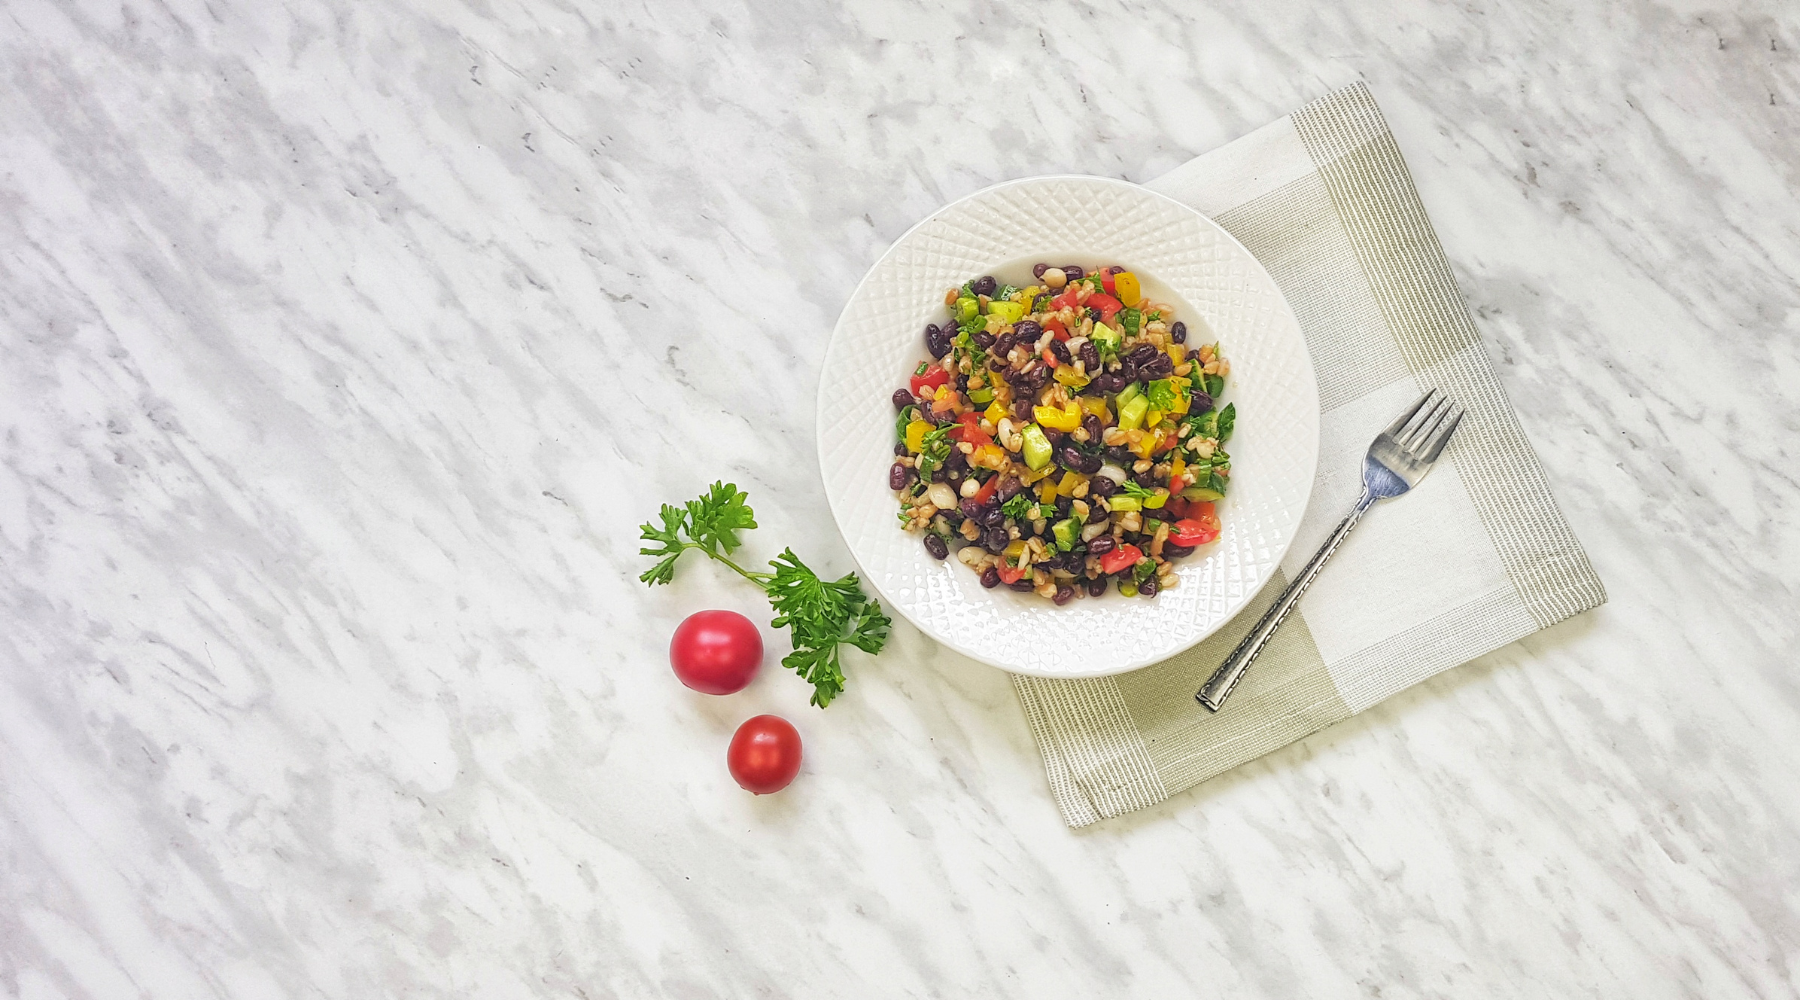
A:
1001;493;1035;520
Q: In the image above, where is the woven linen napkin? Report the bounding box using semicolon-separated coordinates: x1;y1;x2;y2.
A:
1013;82;1607;828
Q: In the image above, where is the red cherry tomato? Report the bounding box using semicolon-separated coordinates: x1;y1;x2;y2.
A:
1098;543;1144;576
669;610;762;695
727;715;802;794
1169;518;1221;547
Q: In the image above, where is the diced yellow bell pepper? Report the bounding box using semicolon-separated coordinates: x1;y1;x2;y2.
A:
1019;288;1038;314
1131;431;1159;460
1037;479;1059;503
1033;403;1082;433
1170;456;1186;482
1020;465;1051;484
1173;391;1192;416
905;419;932;453
1003;539;1026;565
1114;271;1141;307
1146;409;1163;428
984;400;1009;426
1058;470;1088;494
988;301;1026;324
1078;396;1111;422
1167;343;1186;365
973;443;1005;469
1053;367;1091;389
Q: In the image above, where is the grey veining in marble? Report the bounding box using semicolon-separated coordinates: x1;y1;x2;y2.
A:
2;0;1797;997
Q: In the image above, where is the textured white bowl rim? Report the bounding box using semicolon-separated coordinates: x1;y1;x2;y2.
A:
817;174;1319;678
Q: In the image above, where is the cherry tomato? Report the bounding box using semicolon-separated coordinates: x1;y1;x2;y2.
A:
909;364;950;397
1098;544;1144;576
727;715;802;794
1169;518;1221;547
669;610;762;695
1086;292;1124;320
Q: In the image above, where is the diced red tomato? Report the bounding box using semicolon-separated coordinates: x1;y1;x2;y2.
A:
1087;292;1124;320
952;411;993;447
1098;544;1143;576
1189;500;1219;528
1043;316;1069;341
971;474;999;506
1041;347;1059;369
1100;269;1117;296
910;365;950;397
1051;288;1082;313
997;564;1028;585
1164;497;1192;520
1170;518;1221;547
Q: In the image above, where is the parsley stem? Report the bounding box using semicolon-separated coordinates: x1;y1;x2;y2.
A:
693;544;775;587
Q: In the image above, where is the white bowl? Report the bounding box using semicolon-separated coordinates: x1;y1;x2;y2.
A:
817;176;1318;678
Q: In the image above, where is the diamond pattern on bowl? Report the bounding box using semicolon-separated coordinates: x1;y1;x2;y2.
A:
816;176;1319;678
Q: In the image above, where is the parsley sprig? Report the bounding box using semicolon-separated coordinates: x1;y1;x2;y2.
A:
639;482;891;707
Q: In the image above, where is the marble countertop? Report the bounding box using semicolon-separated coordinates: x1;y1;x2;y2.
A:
3;1;1797;996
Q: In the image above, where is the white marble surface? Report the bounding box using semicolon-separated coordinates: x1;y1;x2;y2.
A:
2;0;1797;996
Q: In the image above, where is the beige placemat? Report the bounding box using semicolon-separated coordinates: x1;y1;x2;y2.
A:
1015;82;1606;827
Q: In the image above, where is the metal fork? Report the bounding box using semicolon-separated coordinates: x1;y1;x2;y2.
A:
1196;389;1467;712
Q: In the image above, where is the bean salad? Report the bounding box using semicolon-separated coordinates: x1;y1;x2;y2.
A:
891;263;1236;604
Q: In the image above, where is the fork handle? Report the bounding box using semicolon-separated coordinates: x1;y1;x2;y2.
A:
1197;492;1376;712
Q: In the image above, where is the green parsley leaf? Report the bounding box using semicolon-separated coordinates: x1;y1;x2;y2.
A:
1145;378;1185;412
767;548;891;708
1216;402;1236;442
1001;493;1035;520
1120;307;1142;336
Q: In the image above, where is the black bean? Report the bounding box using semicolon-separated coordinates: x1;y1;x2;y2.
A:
1129;344;1161;366
1053;585;1076;606
944;468;963;487
1088;475;1119;498
1008;578;1037;592
1090;372;1125;394
1133;470;1156;489
1058;445;1085;471
926;325;953;358
1140;575;1160;597
1107;265;1126;275
1043;428;1065;447
1120;361;1139;383
924;534;949;560
895;441;909;456
1079;341;1101;372
978;505;1005;529
983;527;1009;552
1190;391;1213;414
927;466;945;483
893;388;914;410
1170;320;1187;344
1087;536;1116;555
889;463;909;491
1087;503;1109;524
1014;320;1042;341
1087;576;1109;597
1054;496;1074;519
1011;400;1035;424
992;332;1017;358
1062;265;1086;280
1032;262;1049;278
1087;307;1103;323
1103;445;1132;464
1164;543;1195;559
1142;354;1174;379
971;275;998;296
980;566;1002;588
973;330;996;350
944;448;968;472
996;476;1023;501
1047;340;1070;367
960;498;983;521
1082;414;1103;441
